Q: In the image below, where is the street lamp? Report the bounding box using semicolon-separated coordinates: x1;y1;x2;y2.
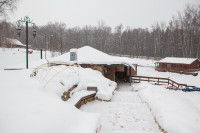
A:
16;16;36;69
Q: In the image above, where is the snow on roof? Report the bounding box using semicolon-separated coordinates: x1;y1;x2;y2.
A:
156;57;199;64
6;38;25;46
76;46;136;65
50;46;136;69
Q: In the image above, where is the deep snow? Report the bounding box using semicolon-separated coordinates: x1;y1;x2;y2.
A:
81;84;161;133
0;69;99;133
34;65;116;101
135;82;200;133
1;46;200;133
0;48;101;133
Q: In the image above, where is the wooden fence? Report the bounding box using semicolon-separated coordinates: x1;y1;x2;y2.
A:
132;75;195;88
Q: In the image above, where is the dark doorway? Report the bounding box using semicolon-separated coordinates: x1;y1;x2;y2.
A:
115;66;128;83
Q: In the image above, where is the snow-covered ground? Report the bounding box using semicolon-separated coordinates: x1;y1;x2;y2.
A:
138;66;200;87
0;69;99;133
0;48;60;69
130;57;200;87
1;46;200;133
81;83;162;133
0;48;101;133
135;82;200;133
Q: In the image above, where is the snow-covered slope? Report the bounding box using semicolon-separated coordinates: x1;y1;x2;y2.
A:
0;48;58;69
135;82;200;133
1;47;200;133
0;69;99;133
0;47;118;133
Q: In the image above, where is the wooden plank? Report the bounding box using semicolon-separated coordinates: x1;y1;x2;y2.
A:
158;81;168;84
87;87;97;92
132;75;169;80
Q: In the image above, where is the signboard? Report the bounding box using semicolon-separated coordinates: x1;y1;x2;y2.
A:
70;52;77;61
116;66;125;72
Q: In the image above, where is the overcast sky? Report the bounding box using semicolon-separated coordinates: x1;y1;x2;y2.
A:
9;0;200;29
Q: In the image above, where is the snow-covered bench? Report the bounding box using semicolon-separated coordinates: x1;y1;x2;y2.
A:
67;89;97;108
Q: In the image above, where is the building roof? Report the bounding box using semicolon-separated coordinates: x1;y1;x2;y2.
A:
77;46;136;65
156;57;199;64
6;38;26;47
50;46;136;69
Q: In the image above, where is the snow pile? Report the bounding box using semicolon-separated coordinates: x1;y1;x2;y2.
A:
0;69;100;133
34;65;117;101
134;82;200;133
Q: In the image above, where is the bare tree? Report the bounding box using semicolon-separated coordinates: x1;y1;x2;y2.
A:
0;0;18;18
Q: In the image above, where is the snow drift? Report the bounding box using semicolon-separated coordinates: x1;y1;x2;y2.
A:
134;82;200;133
0;69;100;133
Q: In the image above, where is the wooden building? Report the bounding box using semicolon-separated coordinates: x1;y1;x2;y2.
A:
155;57;200;73
69;46;137;82
1;38;26;48
81;64;137;82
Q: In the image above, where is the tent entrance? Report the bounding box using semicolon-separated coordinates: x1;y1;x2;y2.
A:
115;65;129;83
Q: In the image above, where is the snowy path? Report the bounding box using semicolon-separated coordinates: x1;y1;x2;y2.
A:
80;83;162;133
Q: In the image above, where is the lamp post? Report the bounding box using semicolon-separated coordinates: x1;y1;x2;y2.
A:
16;16;36;69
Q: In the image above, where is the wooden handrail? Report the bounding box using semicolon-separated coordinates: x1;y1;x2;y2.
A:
132;75;169;80
132;75;195;88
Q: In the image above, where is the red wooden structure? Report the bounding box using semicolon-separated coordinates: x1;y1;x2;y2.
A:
155;57;200;73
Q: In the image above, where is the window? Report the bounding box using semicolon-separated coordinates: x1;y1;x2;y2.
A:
167;64;171;67
177;64;181;68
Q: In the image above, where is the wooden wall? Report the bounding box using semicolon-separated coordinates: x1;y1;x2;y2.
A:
156;59;200;72
81;64;137;82
104;65;115;81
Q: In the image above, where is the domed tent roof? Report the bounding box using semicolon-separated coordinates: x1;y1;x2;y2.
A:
50;46;136;69
77;46;135;65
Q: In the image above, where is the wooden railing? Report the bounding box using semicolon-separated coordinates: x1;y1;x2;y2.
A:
132;75;195;88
